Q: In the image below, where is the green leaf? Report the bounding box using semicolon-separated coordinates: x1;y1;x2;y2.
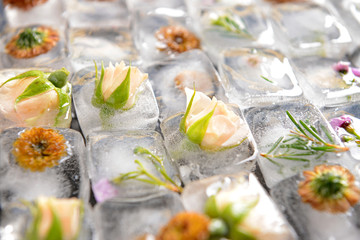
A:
105;65;131;109
54;87;71;126
205;195;219;218
0;70;44;88
48;68;69;88
209;218;229;238
299;120;326;144
260;75;274;83
266;136;284;154
321;125;334;144
220;199;258;226
92;62;105;107
26;204;42;240
229;225;256;240
186;104;216;144
286;111;308;137
45;207;63;240
180;89;196;133
15;77;54;104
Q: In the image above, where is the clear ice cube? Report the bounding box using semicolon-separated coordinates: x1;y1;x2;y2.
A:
293;56;360;107
93;192;184;240
219;47;303;108
126;0;186;12
68;28;139;72
181;172;298;240
145;49;225;121
87;130;181;200
270;2;352;58
160;106;257;184
244;101;359;188
3;0;66;28
322;102;360;161
132;8;197;62
271;174;360;240
71;65;159;138
0;25;69;69
199;4;274;62
0;127;86;207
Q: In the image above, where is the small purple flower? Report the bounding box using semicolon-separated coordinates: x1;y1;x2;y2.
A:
333;61;349;74
330;115;352;131
92;178;118;203
352;67;360;78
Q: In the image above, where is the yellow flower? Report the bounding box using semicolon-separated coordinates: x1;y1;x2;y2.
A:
298;164;360;213
28;197;82;240
157;212;210;240
12;127;68;171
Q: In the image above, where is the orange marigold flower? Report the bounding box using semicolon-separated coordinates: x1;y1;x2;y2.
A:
298;164;360;213
155;26;200;53
5;26;59;59
157;212;210;240
3;0;48;10
12;127;68;172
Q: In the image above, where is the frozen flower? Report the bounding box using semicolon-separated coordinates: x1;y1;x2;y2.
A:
92;178;119;203
0;68;72;128
3;0;48;10
332;61;349;74
180;88;249;150
92;61;148;111
352;67;360;78
330;115;360;140
155;26;200;53
27;197;83;240
157;212;210;240
298;164;360;213
12;127;68;171
5;26;59;59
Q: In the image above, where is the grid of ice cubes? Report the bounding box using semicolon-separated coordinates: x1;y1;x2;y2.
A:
1;0;360;239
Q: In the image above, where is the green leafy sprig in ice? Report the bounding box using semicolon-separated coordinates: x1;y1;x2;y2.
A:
211;13;253;39
112;147;183;193
260;111;349;167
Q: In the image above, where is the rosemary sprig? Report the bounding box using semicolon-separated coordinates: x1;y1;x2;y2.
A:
260;111;349;166
112;147;183;193
261;75;274;84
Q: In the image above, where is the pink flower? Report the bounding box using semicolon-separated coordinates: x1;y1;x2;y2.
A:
92;179;118;203
330;115;352;131
332;61;349;74
352;67;360;78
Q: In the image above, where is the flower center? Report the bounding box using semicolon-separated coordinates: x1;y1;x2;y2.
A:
16;28;45;49
32;139;49;155
311;172;345;199
340;120;352;129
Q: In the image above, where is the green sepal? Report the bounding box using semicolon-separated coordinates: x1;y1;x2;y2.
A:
209;218;229;238
92;61;106;107
45;207;63;240
186;104;216;145
54;86;71;126
48;68;69;88
180;88;196;133
105;65;131;109
204;195;220;218
229;225;256;240
220;198;259;226
26;203;42;240
0;70;45;88
15;77;54;104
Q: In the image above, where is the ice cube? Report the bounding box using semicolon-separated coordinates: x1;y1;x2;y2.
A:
244;101;359;188
271;174;360;240
161;105;257;184
145;49;225;121
87;130;181;200
0;127;86;207
71;64;159;138
93;192;184;240
219;47;303;108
